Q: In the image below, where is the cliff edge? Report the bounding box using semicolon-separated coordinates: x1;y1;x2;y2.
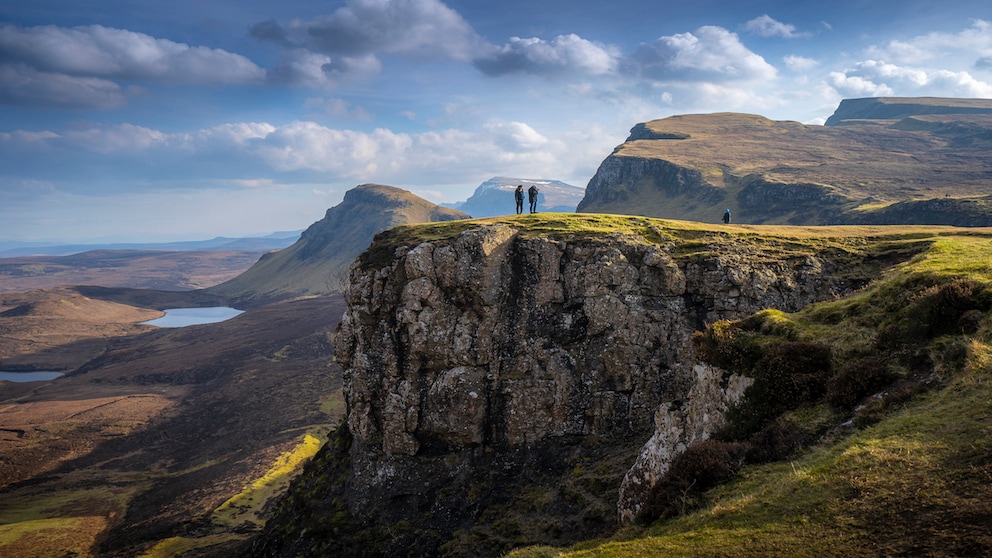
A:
254;215;946;557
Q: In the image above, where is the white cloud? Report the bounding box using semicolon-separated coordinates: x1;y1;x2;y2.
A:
821;21;992;100
0;63;126;109
0;23;264;108
827;71;894;97
630;26;777;83
474;34;620;76
256;0;484;85
865;19;992;66
828;59;992;99
784;55;818;71
744;15;809;39
0;23;264;83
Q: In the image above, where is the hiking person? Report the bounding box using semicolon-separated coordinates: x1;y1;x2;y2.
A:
528;185;539;213
514;185;524;214
722;208;731;224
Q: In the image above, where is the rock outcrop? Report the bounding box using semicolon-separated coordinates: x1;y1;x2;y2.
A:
327;219;850;554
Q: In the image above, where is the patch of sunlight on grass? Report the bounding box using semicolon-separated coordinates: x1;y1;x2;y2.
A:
212;433;324;528
0;516;106;558
136;533;245;558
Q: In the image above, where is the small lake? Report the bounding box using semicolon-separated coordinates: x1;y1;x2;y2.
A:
0;371;64;382
141;307;244;328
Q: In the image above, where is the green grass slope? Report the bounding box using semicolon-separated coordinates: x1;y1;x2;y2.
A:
505;218;992;557
206;184;468;307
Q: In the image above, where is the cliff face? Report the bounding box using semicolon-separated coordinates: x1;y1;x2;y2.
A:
328;220;847;553
577;100;992;227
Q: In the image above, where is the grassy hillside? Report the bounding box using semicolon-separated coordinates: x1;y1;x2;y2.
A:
578;102;992;227
207;184;468;307
501;217;992;557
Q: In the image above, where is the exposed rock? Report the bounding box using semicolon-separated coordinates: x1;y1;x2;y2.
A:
330;221;847;552
617;363;752;523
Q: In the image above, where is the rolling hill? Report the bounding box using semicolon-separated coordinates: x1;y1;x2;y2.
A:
206;184;469;307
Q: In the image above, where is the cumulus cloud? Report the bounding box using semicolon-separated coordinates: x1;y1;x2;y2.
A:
865;19;992;66
0;23;264;83
629;25;777;83
823;21;992;100
744;15;809;39
255;0;484;85
829;59;992;99
0;23;264;108
474;34;620;76
0;117;572;190
784;55;818;71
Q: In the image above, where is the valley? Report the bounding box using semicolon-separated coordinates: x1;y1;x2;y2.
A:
0;282;345;557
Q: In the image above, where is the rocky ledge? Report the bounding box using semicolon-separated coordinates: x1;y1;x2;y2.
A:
319;217;863;554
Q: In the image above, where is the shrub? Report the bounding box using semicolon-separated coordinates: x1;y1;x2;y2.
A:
637;439;749;523
723;341;833;439
826;356;897;409
745;419;807;463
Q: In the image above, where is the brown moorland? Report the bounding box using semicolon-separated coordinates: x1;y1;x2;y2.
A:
0;249;267;292
0;287;345;558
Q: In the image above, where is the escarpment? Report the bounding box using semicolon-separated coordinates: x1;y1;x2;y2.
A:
254;217;902;557
577;101;992;227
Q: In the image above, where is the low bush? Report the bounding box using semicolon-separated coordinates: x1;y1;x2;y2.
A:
826;356;897;409
722;341;832;439
637;439;749;523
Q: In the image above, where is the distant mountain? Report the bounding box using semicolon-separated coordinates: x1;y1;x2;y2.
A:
825;96;992;126
578;97;992;226
206;184;469;307
450;177;584;218
0;231;301;257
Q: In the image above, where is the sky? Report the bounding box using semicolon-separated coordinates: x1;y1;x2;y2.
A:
1;0;991;246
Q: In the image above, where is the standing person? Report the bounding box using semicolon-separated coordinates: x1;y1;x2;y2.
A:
722;208;731;224
514;185;524;214
528;184;539;213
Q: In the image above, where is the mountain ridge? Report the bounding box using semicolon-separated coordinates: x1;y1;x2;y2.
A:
577;97;992;226
205;184;468;307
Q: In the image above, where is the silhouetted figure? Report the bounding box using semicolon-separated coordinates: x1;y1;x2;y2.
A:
722;208;731;224
528;185;539;213
514;185;524;214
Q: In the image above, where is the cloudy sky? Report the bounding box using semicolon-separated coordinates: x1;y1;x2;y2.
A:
2;0;991;245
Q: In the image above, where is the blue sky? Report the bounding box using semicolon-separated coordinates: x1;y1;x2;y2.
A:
1;0;990;245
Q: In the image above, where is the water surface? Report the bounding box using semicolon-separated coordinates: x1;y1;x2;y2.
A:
0;371;63;382
141;307;244;328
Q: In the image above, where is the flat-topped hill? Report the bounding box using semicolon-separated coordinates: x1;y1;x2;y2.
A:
578;97;992;227
825;96;992;125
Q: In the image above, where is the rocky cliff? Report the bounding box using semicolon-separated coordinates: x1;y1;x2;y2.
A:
256;215;910;557
577;99;992;227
